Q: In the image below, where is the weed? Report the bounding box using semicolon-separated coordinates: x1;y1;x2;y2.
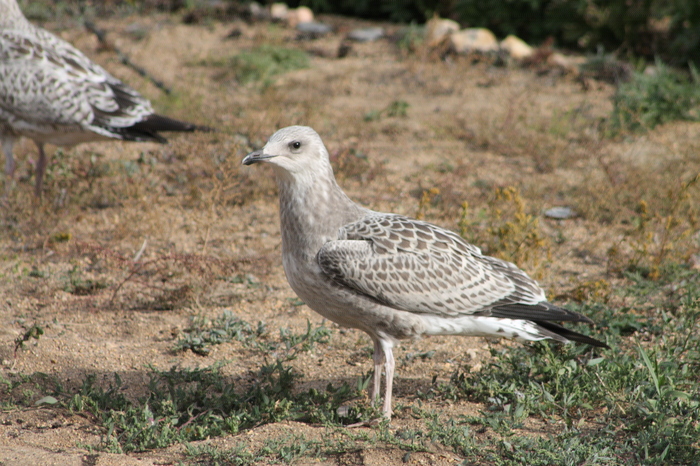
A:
67;356;369;452
63;265;108;296
13;323;44;357
221;46;309;86
364;100;410;121
173;310;265;356
433;272;700;464
460;186;550;275
609;62;700;134
607;174;700;279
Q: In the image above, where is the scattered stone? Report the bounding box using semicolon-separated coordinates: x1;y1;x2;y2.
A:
296;21;332;39
544;207;576;219
426;15;460;46
347;27;385;43
579;56;633;84
225;27;242;39
500;34;533;60
337;41;352;58
247;2;269;21
449;28;499;54
288;6;314;26
690;254;700;270
547;52;586;74
270;2;288;21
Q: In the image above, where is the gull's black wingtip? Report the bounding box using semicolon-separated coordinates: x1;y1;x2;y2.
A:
535;321;610;349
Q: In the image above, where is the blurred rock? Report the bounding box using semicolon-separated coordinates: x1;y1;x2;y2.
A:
544;207;576;219
548;52;586;73
500;34;533;60
347;27;385;43
247;2;268;21
449;28;498;54
270;2;288;21
288;6;314;26
296;21;332;39
689;254;700;270
337;41;352;58
426;15;459;46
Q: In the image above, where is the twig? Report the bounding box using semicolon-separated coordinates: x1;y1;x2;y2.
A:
133;239;148;262
83;20;172;95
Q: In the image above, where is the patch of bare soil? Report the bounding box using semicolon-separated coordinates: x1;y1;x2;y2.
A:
1;10;698;466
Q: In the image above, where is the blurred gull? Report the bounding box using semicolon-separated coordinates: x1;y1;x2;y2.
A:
243;126;607;420
0;0;210;196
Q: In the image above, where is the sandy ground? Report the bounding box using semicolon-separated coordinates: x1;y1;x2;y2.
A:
1;9;698;466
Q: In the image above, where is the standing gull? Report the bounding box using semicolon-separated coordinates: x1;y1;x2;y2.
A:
243;126;607;419
0;0;209;197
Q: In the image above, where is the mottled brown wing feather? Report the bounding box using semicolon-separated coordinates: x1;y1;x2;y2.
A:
0;28;153;137
317;214;549;317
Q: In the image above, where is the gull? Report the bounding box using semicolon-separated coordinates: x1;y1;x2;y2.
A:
243;126;607;420
0;0;209;197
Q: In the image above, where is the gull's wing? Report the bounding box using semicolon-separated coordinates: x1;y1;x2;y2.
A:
317;214;590;323
0;26;156;140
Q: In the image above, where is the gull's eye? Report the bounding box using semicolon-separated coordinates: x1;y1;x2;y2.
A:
289;141;302;150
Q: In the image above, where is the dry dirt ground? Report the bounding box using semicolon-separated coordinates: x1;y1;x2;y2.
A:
1;10;699;466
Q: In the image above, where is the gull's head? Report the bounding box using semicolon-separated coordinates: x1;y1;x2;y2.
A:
242;126;330;178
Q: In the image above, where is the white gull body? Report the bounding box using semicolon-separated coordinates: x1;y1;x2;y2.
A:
243;125;606;419
0;0;206;196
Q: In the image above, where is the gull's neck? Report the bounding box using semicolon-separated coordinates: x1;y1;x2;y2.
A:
275;163;364;257
0;0;31;29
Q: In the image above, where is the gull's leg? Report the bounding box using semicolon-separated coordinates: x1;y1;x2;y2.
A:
371;338;385;404
34;142;47;198
2;137;16;195
379;339;395;419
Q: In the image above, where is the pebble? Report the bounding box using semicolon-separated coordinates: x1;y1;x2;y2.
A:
347;27;385;42
296;21;332;38
544;206;576;219
449;28;499;54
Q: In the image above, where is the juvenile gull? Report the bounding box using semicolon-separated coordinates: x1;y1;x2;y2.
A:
243;126;607;419
0;0;209;196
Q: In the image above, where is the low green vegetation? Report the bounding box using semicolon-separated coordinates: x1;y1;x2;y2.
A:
228;46;309;86
610;63;700;134
4;267;696;463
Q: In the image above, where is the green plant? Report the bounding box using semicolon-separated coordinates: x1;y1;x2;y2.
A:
609;62;700;134
229;46;309;86
459;186;550;275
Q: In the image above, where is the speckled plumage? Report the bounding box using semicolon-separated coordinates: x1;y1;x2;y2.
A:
243;125;607;419
0;0;206;196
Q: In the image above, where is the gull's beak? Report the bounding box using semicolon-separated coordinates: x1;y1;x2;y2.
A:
242;150;277;165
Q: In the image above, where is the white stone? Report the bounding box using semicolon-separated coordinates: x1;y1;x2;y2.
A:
426;16;460;46
270;2;288;21
500;34;533;60
547;52;586;72
449;28;499;54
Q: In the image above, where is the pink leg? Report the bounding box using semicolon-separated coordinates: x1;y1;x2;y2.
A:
379;340;395;419
34;143;47;198
2;138;16;194
371;339;384;405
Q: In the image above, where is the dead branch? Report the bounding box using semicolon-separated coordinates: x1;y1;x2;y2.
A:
83;20;172;95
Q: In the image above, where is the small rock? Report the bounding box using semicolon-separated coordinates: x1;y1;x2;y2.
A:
426;15;460;46
288;6;314;26
247;2;269;21
500;34;533;60
449;28;499;54
544;206;576;219
547;52;585;73
270;2;288;21
689;254;700;270
296;21;332;38
347;27;385;43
